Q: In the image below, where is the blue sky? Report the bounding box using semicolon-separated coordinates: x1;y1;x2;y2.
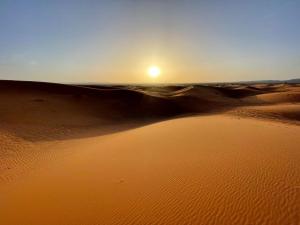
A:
0;0;299;83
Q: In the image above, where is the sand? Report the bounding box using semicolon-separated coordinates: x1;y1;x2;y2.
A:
0;80;299;225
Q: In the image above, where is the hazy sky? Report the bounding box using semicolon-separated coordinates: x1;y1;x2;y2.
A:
0;0;299;83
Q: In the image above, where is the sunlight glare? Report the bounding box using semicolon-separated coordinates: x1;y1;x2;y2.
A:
147;66;161;78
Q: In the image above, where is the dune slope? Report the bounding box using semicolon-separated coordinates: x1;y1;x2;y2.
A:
0;80;300;225
0;80;239;141
1;116;299;225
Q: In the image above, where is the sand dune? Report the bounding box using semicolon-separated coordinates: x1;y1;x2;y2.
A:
1;116;299;225
0;81;241;142
0;80;299;225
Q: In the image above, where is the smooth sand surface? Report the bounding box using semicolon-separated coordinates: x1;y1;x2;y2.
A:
0;80;300;225
1;116;300;225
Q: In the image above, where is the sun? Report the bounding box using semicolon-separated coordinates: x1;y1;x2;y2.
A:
147;66;161;78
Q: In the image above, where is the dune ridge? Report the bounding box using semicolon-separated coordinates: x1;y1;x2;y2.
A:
1;80;299;180
0;80;299;225
1;80;299;141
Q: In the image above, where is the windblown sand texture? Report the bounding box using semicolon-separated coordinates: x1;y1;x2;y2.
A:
0;80;299;225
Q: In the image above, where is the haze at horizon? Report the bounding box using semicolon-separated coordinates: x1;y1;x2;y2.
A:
0;0;299;83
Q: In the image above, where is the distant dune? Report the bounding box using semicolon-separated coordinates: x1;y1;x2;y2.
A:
0;80;299;225
0;80;299;141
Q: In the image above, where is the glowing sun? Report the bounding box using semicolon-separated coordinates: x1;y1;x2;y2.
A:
147;66;161;78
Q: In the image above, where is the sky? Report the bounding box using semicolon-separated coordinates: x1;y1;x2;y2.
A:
0;0;299;83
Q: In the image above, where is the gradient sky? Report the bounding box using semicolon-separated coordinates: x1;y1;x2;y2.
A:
0;0;299;83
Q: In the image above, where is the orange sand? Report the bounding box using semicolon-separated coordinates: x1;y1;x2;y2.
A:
0;81;299;225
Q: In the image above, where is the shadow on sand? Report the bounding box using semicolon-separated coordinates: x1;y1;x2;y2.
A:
0;80;299;141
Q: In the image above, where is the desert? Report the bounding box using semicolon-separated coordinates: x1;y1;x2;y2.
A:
0;80;299;225
2;1;300;224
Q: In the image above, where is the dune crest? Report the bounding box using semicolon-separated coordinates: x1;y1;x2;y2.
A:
0;80;299;225
1;80;299;141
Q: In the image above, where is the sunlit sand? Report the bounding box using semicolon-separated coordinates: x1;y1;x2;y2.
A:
0;80;299;225
1;0;300;223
